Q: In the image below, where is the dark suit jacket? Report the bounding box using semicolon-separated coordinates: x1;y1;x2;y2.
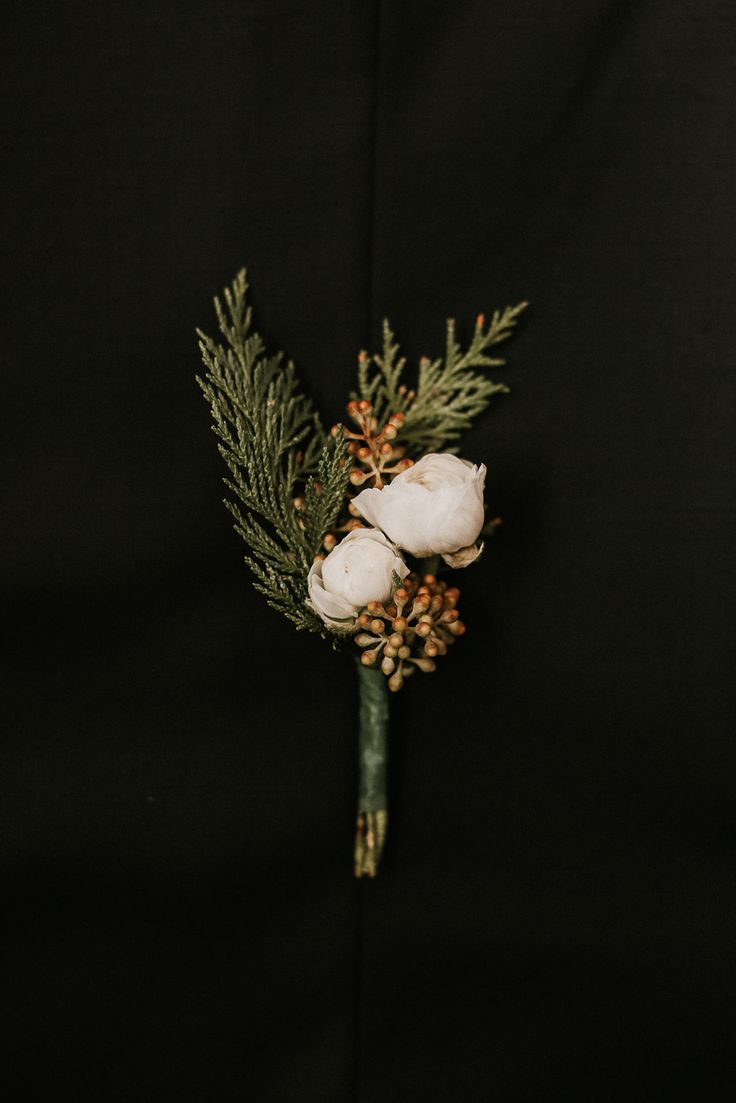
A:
4;2;735;1099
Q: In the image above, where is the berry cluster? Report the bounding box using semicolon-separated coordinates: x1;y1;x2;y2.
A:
355;574;465;691
331;399;413;489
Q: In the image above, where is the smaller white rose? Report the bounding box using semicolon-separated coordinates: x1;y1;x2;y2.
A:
353;452;486;568
307;527;409;628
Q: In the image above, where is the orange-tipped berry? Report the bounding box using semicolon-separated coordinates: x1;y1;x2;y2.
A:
384;644;398;659
355;633;377;647
383;424;398;440
357;613;372;628
424;640;439;658
293;496;304;510
379;442;393;456
398;645;411;660
388;632;404;649
381;656;395;676
361;649;378;666
323;534;337;551
366;601;385;616
413;657;437;673
416;621;432;638
423;574;437;586
349;469;365;485
347;400;359;416
389;412;405;427
392;616;408;633
448;620;466;636
476;312;485;329
370;619;386;635
394;588;409;608
358;400;372;413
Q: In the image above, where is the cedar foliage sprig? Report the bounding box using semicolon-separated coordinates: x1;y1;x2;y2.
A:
196;270;348;632
356;303;527;455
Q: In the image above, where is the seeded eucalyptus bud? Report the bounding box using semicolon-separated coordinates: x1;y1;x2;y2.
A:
388;671;403;692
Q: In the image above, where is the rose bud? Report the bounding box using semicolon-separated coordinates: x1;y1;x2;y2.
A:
307;529;409;629
352;452;486;568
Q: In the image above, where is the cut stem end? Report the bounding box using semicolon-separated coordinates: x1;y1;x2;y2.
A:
354;810;388;878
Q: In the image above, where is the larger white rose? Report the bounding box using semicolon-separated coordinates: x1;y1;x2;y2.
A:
307;527;409;628
353;452;486;568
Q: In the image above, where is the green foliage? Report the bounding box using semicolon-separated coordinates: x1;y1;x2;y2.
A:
357;304;527;454
196;270;348;632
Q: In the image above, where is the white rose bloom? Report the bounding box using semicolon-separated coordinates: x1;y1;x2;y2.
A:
307;527;409;628
353;452;486;568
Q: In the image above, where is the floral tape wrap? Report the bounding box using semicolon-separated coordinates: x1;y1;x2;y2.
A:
357;662;389;812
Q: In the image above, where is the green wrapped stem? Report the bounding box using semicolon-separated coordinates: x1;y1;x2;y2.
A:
354;662;389;878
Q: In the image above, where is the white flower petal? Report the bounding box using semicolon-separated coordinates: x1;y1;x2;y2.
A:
442;541;484;569
306;527;409;629
353;454;487;558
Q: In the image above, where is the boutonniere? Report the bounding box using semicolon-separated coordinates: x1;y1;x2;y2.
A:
197;270;526;876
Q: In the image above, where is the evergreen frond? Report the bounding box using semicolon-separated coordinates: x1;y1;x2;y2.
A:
301;427;349;558
356;303;527;454
196;269;348;633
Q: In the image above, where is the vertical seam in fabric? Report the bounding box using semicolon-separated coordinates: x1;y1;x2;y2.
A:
352;2;383;1100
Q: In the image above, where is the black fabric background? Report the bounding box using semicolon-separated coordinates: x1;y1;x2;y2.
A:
3;2;735;1100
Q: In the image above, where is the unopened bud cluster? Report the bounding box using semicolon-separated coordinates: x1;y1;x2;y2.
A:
354;574;465;692
331;399;413;489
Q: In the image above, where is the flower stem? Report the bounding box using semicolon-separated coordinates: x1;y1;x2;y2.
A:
354;661;389;877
